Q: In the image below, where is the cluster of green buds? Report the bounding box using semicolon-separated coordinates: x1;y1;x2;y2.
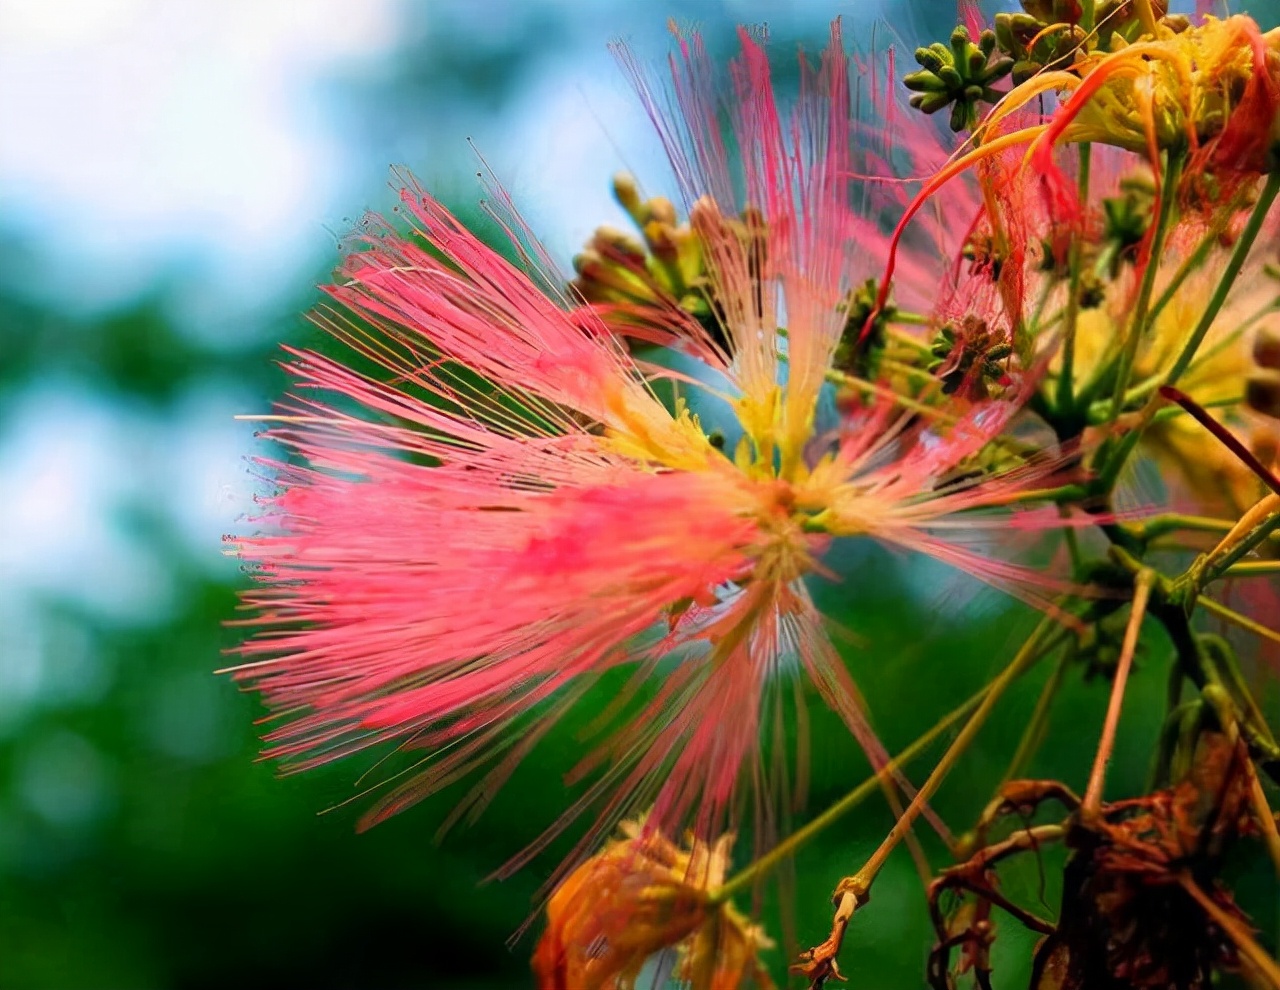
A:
906;1;1190;129
1035;170;1152;304
1095;171;1155;277
927;315;1014;399
832;278;893;378
571;173;711;325
1034;229;1102;307
904;25;1013;133
572;177;785;352
994;1;1088;84
1089;0;1188;47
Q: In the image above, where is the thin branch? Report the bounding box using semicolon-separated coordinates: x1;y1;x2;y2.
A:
1082;569;1154;818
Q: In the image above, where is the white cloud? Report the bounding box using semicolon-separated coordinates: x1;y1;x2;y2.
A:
0;381;172;618
0;0;396;305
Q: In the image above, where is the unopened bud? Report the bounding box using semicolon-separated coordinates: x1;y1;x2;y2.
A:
572;248;604;276
612;172;644;222
648;196;677;227
1246;371;1280;419
590;225;646;262
643;219;678;258
1253;325;1280;370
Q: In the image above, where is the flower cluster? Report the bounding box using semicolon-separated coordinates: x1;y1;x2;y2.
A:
228;2;1280;986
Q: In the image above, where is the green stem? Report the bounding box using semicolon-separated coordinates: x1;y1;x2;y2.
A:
1122;512;1235;542
1110;298;1276;418
1141;580;1280;783
822;366;945;421
1080;0;1096;31
1148;395;1240;424
1002;645;1072;784
1149;658;1189;789
1150;700;1203;789
1108;153;1183;422
1087;392;1240;426
1094;427;1144;494
845;617;1069;894
712;617;1073;903
879;358;940;383
1146;224;1222;328
989;483;1089;506
1223;560;1280;577
1199;595;1280;646
1205;510;1280;583
709;676;993;904
887;327;933;354
1182;297;1280;372
1201;633;1279;751
1163;171;1280;388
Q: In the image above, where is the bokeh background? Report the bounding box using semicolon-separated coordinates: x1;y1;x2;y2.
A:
4;1;1280;988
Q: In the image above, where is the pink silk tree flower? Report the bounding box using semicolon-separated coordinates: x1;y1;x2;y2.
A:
227;19;1075;872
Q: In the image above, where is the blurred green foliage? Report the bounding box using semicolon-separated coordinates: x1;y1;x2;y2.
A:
4;3;1279;989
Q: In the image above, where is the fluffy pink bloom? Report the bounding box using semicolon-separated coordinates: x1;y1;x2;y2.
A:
229;20;1074;871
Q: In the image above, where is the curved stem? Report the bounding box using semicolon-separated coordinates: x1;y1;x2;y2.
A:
710;674;996;904
1123;512;1236;542
845;616;1066;894
1158;386;1280;496
1202;495;1280;583
1199;596;1280;647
